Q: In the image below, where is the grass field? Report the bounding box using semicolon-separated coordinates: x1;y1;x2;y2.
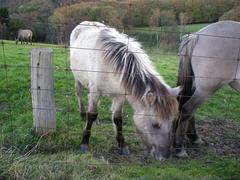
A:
0;24;240;179
128;23;211;52
132;23;210;34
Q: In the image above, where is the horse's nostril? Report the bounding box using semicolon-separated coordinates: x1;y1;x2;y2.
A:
158;156;166;161
152;123;161;129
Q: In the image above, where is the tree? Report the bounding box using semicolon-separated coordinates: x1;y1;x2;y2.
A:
13;0;55;41
0;7;9;39
7;18;24;39
0;7;9;26
170;0;185;23
149;9;160;27
219;6;240;22
159;10;176;26
49;2;124;44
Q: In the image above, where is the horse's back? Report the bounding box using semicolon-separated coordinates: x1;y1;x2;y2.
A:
192;21;240;88
198;21;240;38
194;21;240;59
18;29;32;38
70;21;124;95
70;23;103;84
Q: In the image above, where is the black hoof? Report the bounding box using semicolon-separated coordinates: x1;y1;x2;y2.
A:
80;144;88;153
187;134;199;144
119;146;130;155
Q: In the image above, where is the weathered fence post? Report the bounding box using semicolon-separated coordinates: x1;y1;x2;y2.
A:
31;48;56;134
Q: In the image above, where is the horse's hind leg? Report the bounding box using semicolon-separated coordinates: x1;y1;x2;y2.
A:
186;116;203;144
111;97;129;155
80;91;99;152
75;80;86;118
175;89;212;157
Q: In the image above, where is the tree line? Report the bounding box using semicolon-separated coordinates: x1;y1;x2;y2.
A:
0;0;239;44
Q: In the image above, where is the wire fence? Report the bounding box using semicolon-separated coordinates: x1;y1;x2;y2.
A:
0;2;240;179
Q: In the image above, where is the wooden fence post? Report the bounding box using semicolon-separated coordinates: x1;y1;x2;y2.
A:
31;48;56;134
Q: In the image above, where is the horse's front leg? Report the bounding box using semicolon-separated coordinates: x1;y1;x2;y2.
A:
111;96;130;155
80;91;99;152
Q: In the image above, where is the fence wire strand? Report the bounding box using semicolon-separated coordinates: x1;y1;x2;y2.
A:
0;1;240;179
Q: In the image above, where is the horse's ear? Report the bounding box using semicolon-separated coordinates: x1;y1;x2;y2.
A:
169;86;182;97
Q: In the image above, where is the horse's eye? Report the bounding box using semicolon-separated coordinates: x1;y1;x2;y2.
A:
152;123;161;129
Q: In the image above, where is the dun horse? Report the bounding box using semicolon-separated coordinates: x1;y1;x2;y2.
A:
175;21;240;157
70;21;181;160
16;29;33;45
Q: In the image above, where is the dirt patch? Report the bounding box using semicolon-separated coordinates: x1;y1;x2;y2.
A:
187;119;240;158
93;119;240;163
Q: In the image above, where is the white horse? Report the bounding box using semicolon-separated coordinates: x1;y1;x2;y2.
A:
16;29;33;45
70;21;181;160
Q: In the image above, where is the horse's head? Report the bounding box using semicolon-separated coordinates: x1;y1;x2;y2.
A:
132;87;181;161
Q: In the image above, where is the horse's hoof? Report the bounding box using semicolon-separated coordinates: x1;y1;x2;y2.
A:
96;119;101;126
193;137;204;146
176;147;188;158
80;144;88;153
119;146;130;155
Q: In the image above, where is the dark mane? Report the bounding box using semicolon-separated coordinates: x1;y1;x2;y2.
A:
99;29;178;120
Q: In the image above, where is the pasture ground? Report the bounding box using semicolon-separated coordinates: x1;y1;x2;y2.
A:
1;24;240;179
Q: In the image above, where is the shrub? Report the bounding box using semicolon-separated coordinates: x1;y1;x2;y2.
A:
159;10;177;26
149;9;160;27
219;6;240;22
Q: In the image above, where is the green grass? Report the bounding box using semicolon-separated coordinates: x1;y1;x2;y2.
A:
128;23;211;52
0;38;239;179
132;23;210;34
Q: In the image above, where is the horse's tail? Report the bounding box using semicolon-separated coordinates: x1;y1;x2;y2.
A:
177;34;198;109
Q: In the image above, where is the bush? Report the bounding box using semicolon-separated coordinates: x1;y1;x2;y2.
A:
49;2;124;44
7;18;24;39
149;9;160;27
219;6;240;22
159;10;177;26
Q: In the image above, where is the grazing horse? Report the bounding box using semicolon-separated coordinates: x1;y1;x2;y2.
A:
175;21;240;157
70;21;181;160
16;29;33;45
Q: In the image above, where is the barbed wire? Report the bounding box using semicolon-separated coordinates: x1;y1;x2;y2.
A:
0;31;239;125
0;5;240;178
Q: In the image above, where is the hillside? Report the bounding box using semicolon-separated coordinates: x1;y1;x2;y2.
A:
0;0;238;43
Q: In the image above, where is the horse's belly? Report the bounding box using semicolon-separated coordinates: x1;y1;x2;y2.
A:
98;76;125;97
